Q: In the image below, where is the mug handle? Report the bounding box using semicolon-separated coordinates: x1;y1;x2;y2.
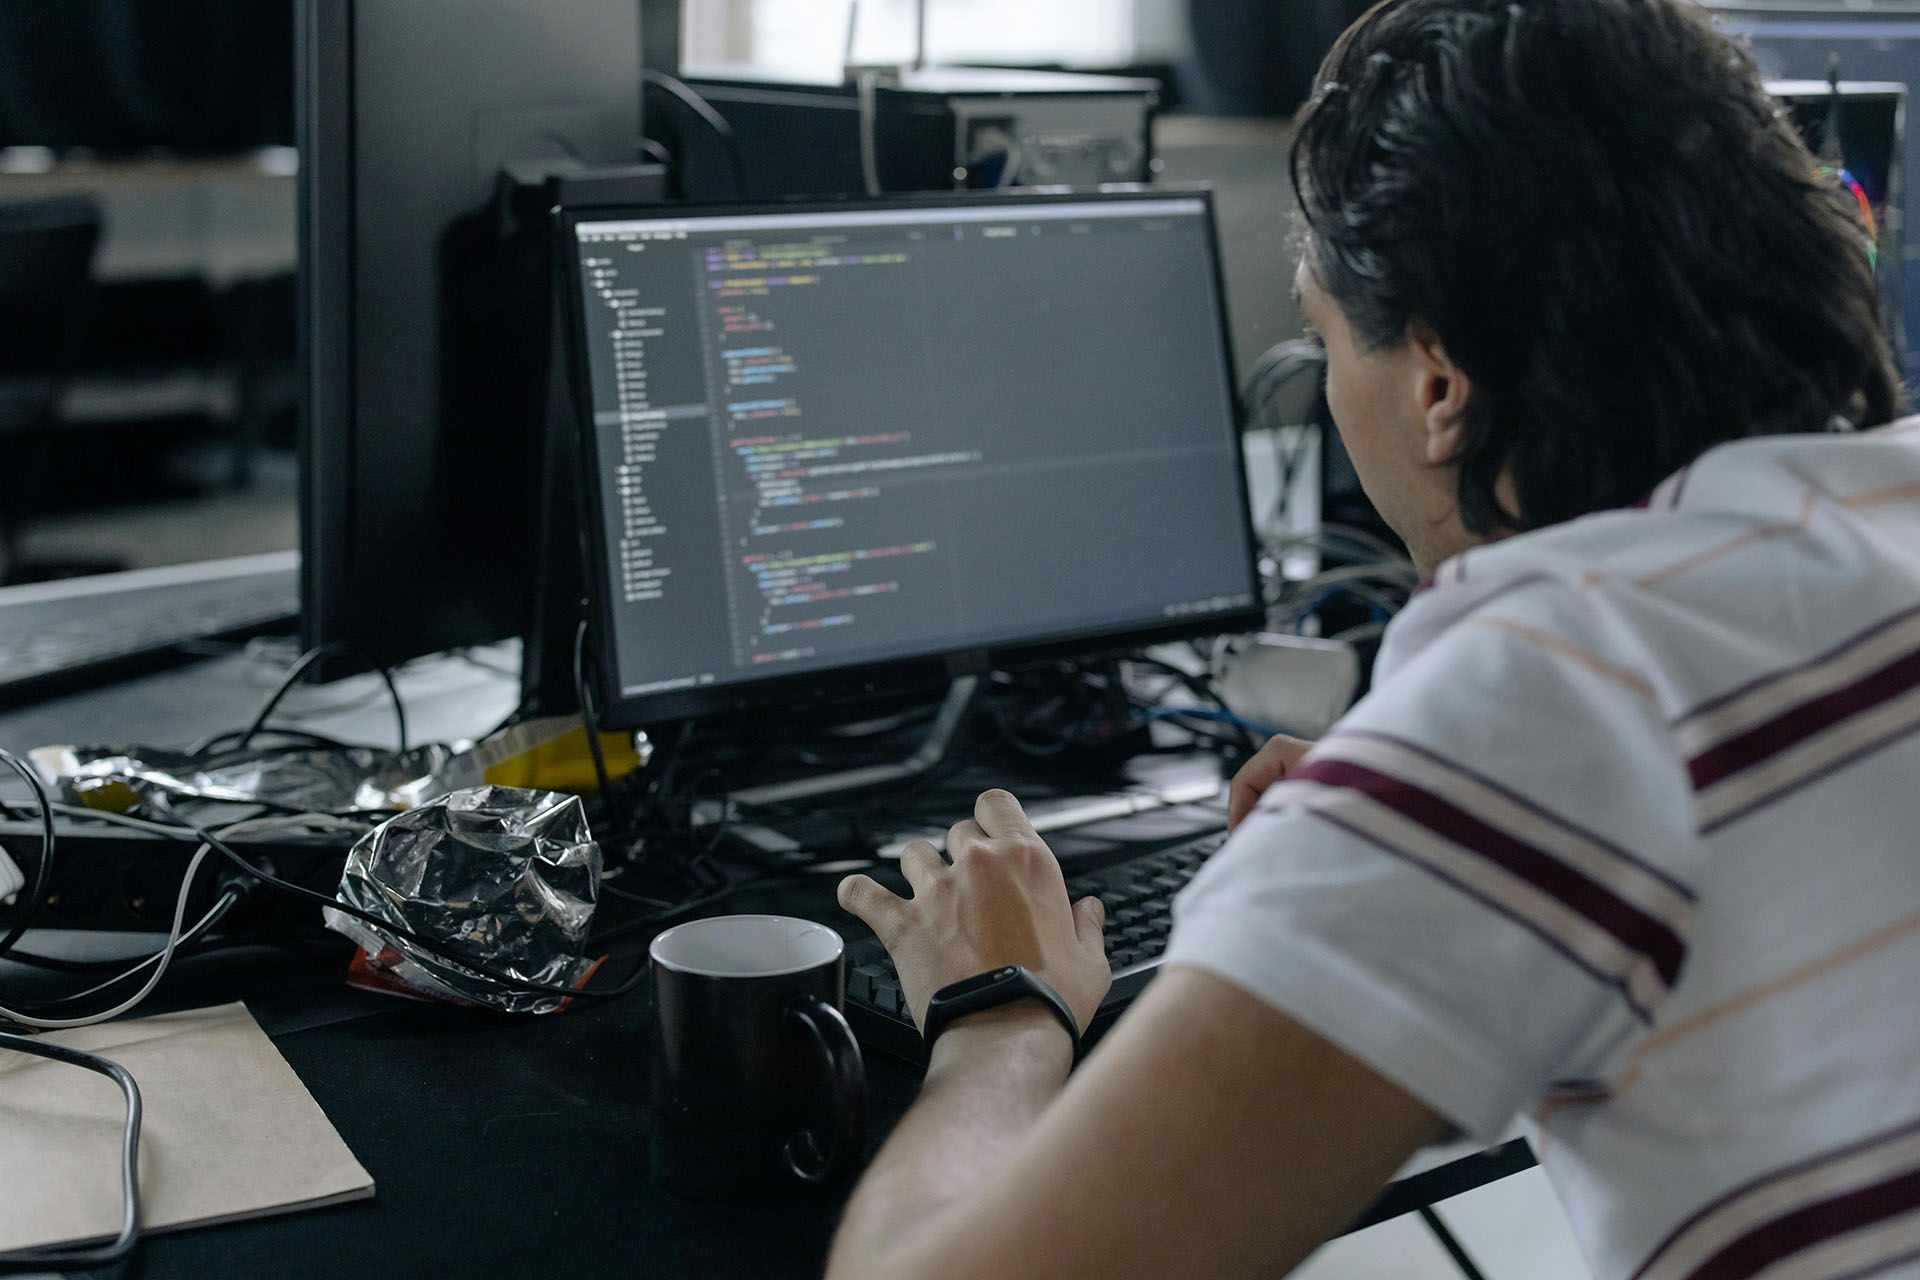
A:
783;994;868;1185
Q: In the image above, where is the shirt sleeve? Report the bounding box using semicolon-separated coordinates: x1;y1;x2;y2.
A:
1163;579;1698;1142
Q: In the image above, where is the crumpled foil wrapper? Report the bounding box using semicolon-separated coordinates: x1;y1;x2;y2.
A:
323;786;601;1014
50;743;453;815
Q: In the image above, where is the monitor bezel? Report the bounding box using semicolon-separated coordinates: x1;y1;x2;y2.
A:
556;185;1264;729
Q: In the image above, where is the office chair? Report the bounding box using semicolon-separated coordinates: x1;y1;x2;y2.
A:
0;194;104;584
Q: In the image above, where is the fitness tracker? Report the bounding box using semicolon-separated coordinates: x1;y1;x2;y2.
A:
921;965;1081;1060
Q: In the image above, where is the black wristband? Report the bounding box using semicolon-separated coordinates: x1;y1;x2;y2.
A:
921;965;1080;1061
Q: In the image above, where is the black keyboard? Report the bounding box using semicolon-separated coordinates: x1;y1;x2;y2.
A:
0;552;298;705
843;828;1229;1062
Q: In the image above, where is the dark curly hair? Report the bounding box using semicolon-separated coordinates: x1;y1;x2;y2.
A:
1291;0;1906;533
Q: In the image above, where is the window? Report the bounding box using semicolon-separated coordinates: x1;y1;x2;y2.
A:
685;0;1183;81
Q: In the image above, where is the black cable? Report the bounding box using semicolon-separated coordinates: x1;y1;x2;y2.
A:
573;618;615;804
637;135;673;168
0;1032;142;1272
586;855;885;948
1141;707;1263;759
232;643;408;755
1240;339;1326;533
0;748;55;962
20;791;825;1010
1241;340;1325;440
1419;1206;1490;1280
234;645;340;748
655;721;696;815
1127;655;1261;754
450;647;521;681
1127;653;1226;707
643;68;750;199
45;805;647;1002
691;768;732;859
672;767;736;892
188;724;367;757
598;880;675;909
33;795;834;995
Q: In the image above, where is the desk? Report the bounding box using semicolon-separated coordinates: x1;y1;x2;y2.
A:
0;653;1533;1279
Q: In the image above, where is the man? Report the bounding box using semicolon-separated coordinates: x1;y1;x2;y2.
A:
824;1;1920;1277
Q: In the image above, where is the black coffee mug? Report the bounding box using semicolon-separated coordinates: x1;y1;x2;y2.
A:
648;914;867;1198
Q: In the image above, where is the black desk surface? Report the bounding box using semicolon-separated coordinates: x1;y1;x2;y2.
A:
0;651;1534;1279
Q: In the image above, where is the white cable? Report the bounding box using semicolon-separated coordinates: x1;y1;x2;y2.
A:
857;69;883;196
1330;621;1391;646
1265;535;1416;576
842;0;862;76
0;813;359;1031
994;134;1023;189
0;843;214;1029
1272;579;1409;629
1282;561;1422;593
1279;522;1415;566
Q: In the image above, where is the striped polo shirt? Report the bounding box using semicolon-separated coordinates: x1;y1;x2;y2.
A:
1166;419;1920;1280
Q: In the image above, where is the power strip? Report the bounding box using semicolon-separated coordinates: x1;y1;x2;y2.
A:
0;817;357;934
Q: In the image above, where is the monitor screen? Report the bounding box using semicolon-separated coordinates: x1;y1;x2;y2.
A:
564;190;1260;725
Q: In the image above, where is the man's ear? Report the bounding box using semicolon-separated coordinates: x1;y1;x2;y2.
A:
1408;320;1471;466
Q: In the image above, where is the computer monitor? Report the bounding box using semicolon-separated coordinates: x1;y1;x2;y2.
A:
560;188;1263;728
295;0;644;670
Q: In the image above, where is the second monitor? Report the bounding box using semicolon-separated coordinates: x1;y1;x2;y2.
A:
562;189;1261;728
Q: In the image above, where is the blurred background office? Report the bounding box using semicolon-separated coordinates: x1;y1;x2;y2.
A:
6;3;1912;1276
0;0;1912;593
0;0;1371;588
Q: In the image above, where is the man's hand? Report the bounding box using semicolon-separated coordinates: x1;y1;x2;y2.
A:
836;788;1112;1034
826;787;1448;1280
1226;733;1316;830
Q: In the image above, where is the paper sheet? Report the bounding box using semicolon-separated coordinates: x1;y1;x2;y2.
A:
0;1001;374;1253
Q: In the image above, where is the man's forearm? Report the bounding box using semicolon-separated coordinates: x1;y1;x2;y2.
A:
827;1006;1072;1280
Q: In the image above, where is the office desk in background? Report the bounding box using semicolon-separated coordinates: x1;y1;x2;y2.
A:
0;653;1532;1279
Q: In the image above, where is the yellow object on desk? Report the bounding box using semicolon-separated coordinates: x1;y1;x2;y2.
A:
450;715;650;796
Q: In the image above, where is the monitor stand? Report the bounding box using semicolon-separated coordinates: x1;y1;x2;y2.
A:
724;675;980;812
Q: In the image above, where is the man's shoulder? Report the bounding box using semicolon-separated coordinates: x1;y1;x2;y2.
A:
1377;423;1920;730
1429;420;1920;602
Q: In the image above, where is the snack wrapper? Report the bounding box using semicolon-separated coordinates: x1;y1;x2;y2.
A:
323;786;601;1014
38;743;451;815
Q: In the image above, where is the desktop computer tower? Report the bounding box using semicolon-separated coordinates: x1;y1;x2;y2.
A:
676;66;1160;201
